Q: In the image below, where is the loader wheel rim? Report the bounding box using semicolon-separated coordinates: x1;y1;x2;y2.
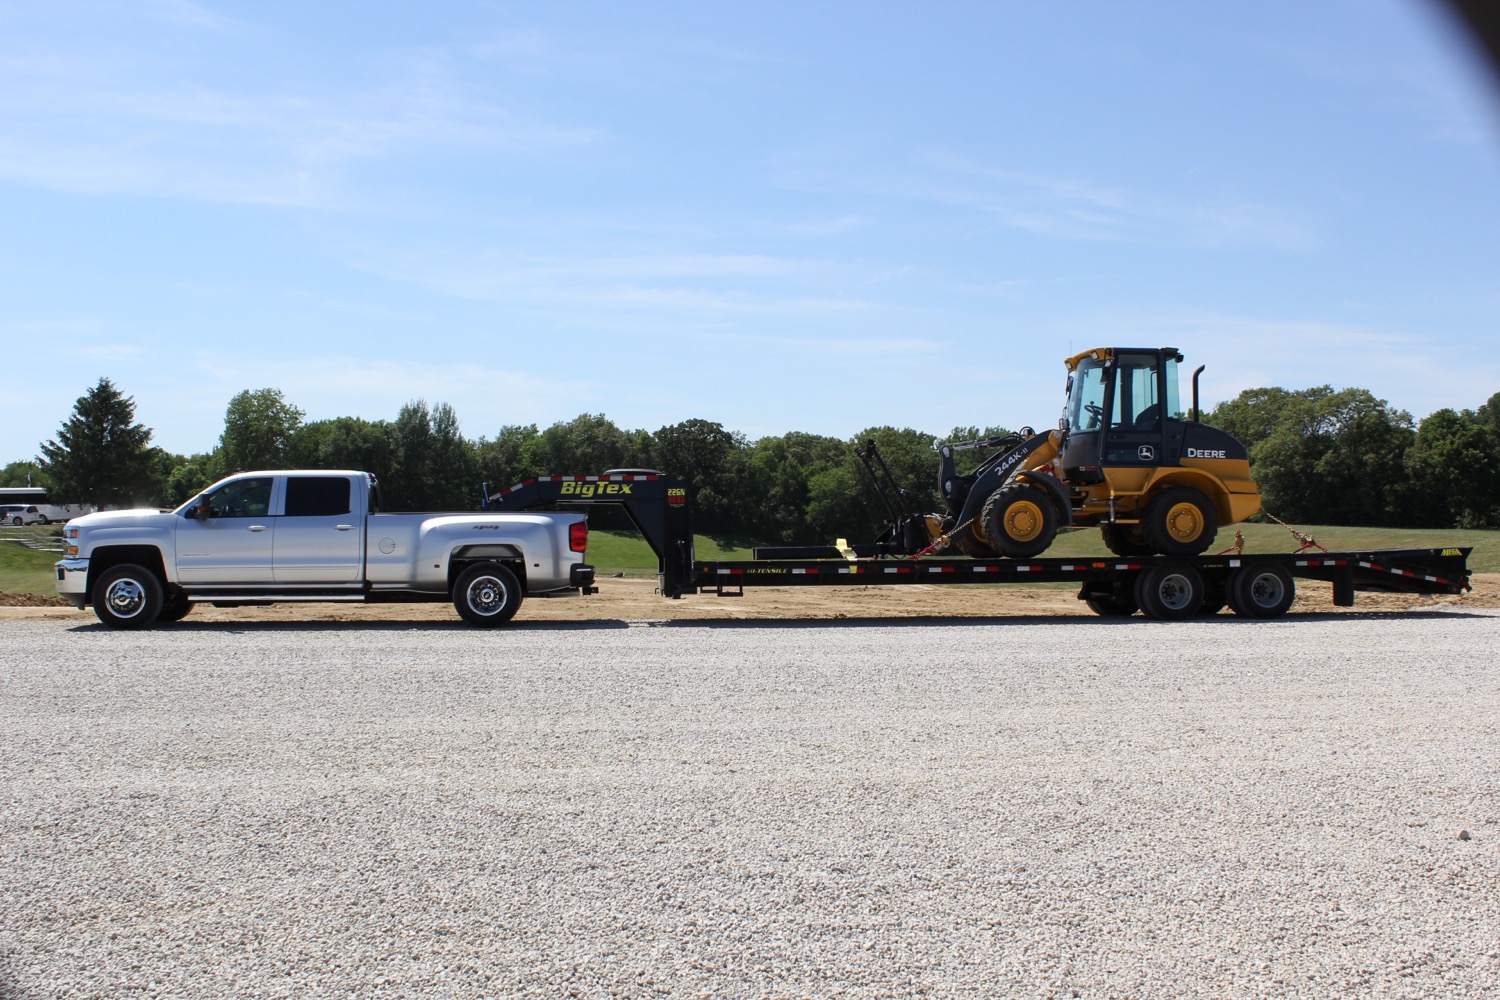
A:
1163;501;1205;544
1004;500;1045;543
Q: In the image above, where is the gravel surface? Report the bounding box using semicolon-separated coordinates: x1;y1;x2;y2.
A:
3;610;1498;999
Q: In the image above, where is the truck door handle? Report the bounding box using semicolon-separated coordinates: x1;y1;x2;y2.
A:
335;524;354;531
248;524;268;532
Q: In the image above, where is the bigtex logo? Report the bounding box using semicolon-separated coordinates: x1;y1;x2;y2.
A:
560;481;634;498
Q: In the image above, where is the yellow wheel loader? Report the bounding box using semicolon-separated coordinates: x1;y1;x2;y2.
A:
935;346;1262;558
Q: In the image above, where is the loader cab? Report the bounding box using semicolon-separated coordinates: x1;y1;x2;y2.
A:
1060;347;1185;483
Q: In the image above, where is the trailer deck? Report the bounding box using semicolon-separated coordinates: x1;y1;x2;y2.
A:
481;473;1472;621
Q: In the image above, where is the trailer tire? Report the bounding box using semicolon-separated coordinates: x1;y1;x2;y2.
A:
453;562;523;626
1143;487;1218;556
1085;594;1139;617
981;483;1058;558
92;564;165;629
1134;563;1205;621
1227;564;1295;619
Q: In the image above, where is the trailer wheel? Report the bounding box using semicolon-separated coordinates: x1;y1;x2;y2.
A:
981;483;1058;558
1143;487;1218;557
1134;564;1205;621
453;562;523;626
92;564;165;629
1227;564;1295;619
1085;594;1139;617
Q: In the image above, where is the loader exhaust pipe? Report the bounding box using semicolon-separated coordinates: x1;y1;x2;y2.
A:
1191;365;1205;422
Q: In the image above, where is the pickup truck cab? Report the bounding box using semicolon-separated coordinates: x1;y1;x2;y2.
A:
56;470;595;628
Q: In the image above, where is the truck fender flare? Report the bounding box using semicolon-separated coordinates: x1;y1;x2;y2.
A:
1013;469;1073;525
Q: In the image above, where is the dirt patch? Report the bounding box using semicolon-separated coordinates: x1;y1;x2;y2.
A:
2;573;1494;624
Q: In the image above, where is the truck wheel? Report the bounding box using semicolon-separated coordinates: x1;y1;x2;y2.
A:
1227;564;1295;619
1100;523;1152;557
1134;563;1205;621
454;562;523;626
981;483;1058;558
158;593;195;623
1143;487;1218;556
92;564;164;629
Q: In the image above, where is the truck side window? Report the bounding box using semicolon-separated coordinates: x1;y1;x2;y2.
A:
284;477;352;517
204;478;273;518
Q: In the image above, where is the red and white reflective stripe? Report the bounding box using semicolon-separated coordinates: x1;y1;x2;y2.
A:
1016;564;1042;573
1358;560;1449;585
883;566;913;574
926;566;956;574
1295;558;1348;567
715;568;743;576
971;565;1001;573
790;567;818;575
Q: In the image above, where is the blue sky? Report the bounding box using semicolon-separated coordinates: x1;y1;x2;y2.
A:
3;0;1498;464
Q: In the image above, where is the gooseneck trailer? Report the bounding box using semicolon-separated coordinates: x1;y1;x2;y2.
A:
482;473;1472;622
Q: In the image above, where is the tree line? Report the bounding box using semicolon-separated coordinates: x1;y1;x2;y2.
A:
6;377;1499;541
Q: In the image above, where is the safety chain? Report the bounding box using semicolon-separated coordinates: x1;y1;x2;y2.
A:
909;518;974;559
1259;510;1328;553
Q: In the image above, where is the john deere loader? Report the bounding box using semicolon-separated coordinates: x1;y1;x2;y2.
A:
933;346;1262;558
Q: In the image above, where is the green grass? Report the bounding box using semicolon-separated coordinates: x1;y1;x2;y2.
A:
0;527;67;596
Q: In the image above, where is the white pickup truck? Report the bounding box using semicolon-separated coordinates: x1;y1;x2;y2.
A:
56;470;595;628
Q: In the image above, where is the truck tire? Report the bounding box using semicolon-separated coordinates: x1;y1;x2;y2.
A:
158;593;195;623
1133;563;1205;621
1143;487;1218;557
92;564;165;629
981;483;1058;558
453;562;523;626
1227;563;1295;619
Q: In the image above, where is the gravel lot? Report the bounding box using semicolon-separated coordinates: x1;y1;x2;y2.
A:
3;609;1498;999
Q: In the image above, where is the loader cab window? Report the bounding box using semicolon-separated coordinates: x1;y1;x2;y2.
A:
1066;359;1111;432
1110;353;1175;432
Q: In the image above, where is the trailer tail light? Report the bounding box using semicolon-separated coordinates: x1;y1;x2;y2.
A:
569;520;588;553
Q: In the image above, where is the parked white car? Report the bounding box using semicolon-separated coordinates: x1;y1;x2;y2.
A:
2;504;48;525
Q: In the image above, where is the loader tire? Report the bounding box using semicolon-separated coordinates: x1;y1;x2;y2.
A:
981;483;1058;558
1100;523;1152;557
955;524;997;559
1143;486;1218;557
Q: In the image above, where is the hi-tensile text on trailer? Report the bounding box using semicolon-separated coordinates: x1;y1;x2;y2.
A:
481;473;1472;622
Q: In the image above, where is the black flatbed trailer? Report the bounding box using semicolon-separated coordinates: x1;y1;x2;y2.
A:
482;473;1473;621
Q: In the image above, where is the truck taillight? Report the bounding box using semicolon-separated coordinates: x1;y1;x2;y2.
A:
570;520;588;553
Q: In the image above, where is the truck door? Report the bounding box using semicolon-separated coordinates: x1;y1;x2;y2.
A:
175;476;276;584
273;475;364;584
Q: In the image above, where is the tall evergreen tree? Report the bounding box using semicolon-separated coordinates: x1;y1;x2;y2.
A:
38;378;156;507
